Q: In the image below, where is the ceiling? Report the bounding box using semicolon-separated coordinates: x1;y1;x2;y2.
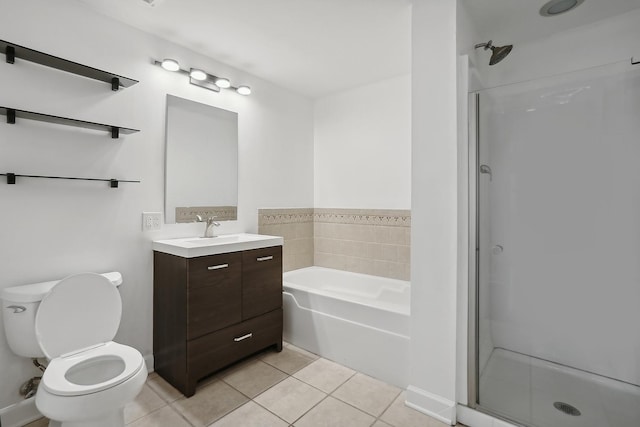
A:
75;0;411;99
463;0;640;48
75;0;640;99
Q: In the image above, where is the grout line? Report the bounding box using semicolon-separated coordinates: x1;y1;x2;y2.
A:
124;385;168;425
167;401;198;427
288;392;331;425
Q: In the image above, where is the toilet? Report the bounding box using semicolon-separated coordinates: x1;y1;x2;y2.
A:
1;272;147;427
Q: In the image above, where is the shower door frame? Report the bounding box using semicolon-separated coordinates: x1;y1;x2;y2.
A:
466;91;526;426
467;92;479;410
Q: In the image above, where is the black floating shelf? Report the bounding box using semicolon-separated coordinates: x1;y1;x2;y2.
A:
0;107;139;138
1;40;138;90
2;173;140;188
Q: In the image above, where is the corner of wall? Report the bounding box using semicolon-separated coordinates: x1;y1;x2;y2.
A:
405;385;457;425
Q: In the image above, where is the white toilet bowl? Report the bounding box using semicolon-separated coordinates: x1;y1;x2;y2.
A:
36;341;146;427
1;272;147;427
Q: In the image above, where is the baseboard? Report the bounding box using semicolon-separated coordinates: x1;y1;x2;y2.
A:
405;385;456;425
0;397;41;427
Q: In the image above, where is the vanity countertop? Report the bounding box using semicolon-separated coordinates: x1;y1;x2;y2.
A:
152;233;283;258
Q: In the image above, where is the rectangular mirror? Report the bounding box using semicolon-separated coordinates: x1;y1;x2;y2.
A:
165;95;238;223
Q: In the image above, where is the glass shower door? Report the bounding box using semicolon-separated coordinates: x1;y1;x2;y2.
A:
474;61;640;427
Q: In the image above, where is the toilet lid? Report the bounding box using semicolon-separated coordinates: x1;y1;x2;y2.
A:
35;273;122;359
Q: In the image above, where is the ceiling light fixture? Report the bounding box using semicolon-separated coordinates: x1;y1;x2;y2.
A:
153;59;250;96
540;0;584;17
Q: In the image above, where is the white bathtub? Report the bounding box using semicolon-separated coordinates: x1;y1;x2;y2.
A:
283;266;411;387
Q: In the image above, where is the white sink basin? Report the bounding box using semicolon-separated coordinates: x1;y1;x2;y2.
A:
153;233;283;258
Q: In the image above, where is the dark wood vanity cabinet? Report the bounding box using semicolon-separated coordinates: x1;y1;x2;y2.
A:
153;246;283;397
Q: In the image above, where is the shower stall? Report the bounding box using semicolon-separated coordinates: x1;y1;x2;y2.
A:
468;60;640;427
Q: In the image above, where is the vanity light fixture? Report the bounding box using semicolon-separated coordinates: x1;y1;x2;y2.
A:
161;58;180;72
154;58;251;96
236;86;251;96
214;78;231;89
189;68;207;81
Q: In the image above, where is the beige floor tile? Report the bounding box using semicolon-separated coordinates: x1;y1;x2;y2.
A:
127;405;191;427
23;418;49;427
124;384;166;424
380;392;447;427
371;420;392;427
332;373;400;417
209;401;288;427
293;358;355;393
283;342;320;360
222;359;288;398
293;396;375;427
147;373;183;403
254;377;326;423
261;347;316;375
171;380;248;427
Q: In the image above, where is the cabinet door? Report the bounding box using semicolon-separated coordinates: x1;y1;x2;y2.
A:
187;252;242;339
241;246;282;319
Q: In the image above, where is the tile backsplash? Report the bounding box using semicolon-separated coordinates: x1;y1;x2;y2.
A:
258;208;410;280
175;206;237;223
258;208;314;272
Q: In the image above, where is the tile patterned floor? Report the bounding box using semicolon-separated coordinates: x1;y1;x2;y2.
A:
25;343;463;427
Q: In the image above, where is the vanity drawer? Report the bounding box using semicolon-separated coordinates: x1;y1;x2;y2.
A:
187;309;282;381
188;252;242;288
242;246;283;319
187;252;242;339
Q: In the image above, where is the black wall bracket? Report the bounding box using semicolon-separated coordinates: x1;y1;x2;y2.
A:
5;45;15;64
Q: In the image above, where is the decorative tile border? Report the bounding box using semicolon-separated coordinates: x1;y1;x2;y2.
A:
258;208;315;225
176;206;237;223
314;208;411;227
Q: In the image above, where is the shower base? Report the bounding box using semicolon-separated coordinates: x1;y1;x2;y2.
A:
478;348;640;427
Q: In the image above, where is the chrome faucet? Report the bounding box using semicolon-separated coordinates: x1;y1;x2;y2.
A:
195;215;220;238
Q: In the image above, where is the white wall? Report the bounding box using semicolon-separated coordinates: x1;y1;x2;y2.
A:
0;0;313;412
409;0;459;424
314;75;411;209
475;8;640;89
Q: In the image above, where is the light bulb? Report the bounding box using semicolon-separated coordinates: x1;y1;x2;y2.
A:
236;86;251;96
161;58;180;72
190;69;207;81
215;78;231;89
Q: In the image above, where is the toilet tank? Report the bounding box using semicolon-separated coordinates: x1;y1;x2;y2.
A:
1;272;123;358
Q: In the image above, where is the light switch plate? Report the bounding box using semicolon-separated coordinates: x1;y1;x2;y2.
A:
142;212;162;231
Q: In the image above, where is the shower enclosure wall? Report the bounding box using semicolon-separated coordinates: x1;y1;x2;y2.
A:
469;60;640;427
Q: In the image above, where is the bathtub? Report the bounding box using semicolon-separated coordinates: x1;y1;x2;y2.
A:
282;266;411;388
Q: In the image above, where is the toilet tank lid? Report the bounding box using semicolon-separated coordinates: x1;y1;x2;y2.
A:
1;272;122;303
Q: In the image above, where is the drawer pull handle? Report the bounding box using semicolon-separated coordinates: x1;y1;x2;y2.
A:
257;256;273;262
234;333;253;342
208;264;229;270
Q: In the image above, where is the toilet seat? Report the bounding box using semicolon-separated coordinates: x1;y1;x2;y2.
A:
34;273;145;397
41;341;144;396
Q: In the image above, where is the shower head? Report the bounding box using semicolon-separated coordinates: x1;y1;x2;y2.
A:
474;40;513;65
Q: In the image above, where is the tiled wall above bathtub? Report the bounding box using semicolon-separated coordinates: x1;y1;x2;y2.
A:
258;208;314;272
258;208;411;280
314;208;410;280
